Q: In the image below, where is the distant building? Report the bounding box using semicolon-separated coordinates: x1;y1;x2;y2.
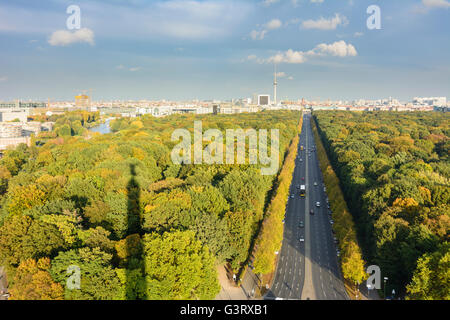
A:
0;101;46;109
0;123;22;138
75;95;91;109
0;109;29;122
258;95;270;106
413;97;447;107
0;137;30;151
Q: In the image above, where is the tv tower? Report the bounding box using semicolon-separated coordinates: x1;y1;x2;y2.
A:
273;63;278;106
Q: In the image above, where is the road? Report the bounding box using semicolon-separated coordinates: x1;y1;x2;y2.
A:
0;266;9;300
265;113;348;300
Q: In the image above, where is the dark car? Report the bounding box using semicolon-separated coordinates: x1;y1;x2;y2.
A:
310;209;314;215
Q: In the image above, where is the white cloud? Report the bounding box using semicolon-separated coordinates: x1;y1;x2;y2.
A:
250;29;268;40
48;28;95;46
116;65;141;72
313;40;357;57
2;1;251;42
262;0;280;6
301;13;348;30
266;19;282;30
422;0;450;8
252;40;357;64
269;49;307;64
250;18;282;41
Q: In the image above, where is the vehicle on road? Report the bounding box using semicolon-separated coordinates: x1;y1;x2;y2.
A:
299;221;304;228
300;185;306;197
291;195;294;199
296;185;300;189
299;238;305;243
316;202;321;207
314;182;318;186
310;209;314;215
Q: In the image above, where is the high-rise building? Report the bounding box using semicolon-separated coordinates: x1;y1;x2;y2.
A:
258;95;270;106
75;95;91;109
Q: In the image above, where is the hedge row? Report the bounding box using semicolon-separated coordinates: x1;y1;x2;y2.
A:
311;117;367;286
252;115;303;275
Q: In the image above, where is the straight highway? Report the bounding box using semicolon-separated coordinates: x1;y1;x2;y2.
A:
265;113;348;300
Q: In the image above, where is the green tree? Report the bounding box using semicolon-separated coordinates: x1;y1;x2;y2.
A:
407;242;450;300
142;230;220;300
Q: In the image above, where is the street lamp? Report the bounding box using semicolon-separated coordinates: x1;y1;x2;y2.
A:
384;277;388;299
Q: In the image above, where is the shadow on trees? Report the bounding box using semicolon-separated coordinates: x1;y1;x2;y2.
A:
126;164;147;300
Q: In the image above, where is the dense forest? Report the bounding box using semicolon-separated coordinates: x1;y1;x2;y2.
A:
313;111;449;299
0;110;300;300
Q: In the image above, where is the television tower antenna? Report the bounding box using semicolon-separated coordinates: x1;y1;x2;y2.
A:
273;63;278;106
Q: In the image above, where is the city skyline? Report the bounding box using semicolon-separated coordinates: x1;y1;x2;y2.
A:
1;0;450;101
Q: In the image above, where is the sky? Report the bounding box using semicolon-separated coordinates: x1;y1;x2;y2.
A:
0;0;449;102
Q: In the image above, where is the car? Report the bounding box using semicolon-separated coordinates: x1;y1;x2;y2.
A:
282;219;285;224
330;220;334;225
337;251;340;257
302;177;305;181
291;195;294;199
314;182;318;186
310;209;314;215
316;202;321;207
299;238;305;243
327;204;330;209
300;159;303;162
299;222;304;228
296;185;300;189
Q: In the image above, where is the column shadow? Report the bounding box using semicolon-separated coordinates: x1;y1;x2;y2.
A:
126;164;147;300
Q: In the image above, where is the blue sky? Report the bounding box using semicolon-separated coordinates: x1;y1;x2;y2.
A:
0;0;449;101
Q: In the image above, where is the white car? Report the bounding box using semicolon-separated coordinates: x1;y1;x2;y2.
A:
299;238;305;243
314;182;318;186
316;202;321;207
